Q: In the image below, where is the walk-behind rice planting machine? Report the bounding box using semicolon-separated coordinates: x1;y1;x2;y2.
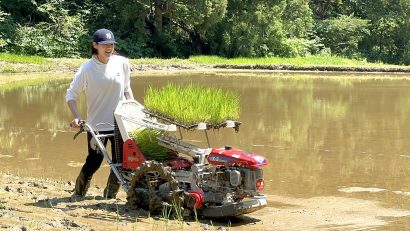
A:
74;100;268;217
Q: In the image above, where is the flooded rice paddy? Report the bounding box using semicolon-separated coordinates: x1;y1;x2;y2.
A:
2;71;410;228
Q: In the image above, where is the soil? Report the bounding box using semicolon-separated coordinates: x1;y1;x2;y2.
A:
1;172;409;231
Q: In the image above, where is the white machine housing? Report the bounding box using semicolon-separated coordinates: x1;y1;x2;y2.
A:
113;100;177;141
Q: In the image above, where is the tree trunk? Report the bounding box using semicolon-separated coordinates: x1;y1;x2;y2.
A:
154;0;163;31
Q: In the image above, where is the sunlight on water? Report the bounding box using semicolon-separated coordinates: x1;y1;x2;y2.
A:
2;72;410;229
338;187;387;193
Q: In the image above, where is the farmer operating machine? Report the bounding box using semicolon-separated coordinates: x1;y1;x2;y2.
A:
74;100;268;217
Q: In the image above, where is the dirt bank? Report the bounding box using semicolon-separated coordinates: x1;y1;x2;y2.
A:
1;172;409;231
212;64;410;73
2;59;410;75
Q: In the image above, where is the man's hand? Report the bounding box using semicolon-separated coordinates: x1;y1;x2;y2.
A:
70;118;82;128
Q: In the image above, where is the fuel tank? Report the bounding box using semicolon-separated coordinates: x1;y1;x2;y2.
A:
207;146;268;168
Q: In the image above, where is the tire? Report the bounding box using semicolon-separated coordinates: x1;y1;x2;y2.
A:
126;161;178;212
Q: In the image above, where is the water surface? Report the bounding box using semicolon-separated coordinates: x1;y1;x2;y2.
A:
2;72;410;219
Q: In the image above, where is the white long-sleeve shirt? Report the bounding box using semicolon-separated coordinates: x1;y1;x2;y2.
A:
66;55;132;131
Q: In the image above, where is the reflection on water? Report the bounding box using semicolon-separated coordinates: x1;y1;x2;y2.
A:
2;72;410;210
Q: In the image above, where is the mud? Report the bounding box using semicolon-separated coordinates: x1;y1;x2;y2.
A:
1;172;409;230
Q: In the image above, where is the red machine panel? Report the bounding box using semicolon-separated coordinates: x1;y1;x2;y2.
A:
123;138;146;169
208;146;268;168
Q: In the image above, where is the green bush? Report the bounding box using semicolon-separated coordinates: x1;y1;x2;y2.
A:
0;9;15;51
281;38;314;57
4;2;87;57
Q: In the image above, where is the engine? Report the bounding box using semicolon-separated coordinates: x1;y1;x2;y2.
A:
173;146;267;206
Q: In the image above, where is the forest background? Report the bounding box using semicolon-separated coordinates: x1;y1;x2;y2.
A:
1;0;409;65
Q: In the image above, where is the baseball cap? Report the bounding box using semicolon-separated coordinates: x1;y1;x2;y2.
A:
93;28;116;44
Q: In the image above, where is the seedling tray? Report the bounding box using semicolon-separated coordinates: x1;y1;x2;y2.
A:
143;109;241;132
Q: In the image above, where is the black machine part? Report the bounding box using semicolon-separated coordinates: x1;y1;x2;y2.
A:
199;196;267;217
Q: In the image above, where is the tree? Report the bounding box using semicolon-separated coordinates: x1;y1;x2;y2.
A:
205;0;287;57
316;14;369;58
0;7;12;49
358;0;410;64
0;0;45;23
0;0;88;56
399;0;410;64
310;0;343;19
282;0;313;38
282;0;314;56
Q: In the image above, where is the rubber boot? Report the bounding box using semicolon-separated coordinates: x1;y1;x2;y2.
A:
74;171;92;197
103;170;120;199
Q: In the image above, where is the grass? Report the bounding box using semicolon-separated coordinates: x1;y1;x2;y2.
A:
144;83;240;125
131;54;398;67
188;55;392;67
0;53;48;64
1;52;410;75
130;57;192;65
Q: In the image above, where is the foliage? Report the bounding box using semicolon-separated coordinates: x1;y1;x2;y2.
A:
207;1;285;57
1;0;87;57
356;0;410;64
310;0;344;19
93;0;150;57
0;0;409;64
144;84;240;125
0;0;43;23
171;0;228;35
282;0;314;38
316;14;370;58
0;8;15;50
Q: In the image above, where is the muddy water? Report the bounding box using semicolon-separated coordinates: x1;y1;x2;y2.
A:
2;72;410;218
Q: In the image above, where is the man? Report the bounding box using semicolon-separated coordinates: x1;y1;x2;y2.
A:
66;28;134;198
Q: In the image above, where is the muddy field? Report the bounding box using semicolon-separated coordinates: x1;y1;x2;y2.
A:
1;172;409;231
3;69;410;230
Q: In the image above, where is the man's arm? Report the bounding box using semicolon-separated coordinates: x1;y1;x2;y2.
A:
124;90;134;100
67;100;82;128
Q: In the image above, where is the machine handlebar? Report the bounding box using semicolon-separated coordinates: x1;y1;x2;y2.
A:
72;120;86;140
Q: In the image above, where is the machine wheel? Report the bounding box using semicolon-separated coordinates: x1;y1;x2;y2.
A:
126;161;179;212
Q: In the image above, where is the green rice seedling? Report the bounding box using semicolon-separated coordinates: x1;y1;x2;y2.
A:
171;200;184;231
40;175;45;194
48;200;54;209
193;209;199;223
151;218;158;231
132;216;138;231
144;83;240;126
58;176;63;194
161;204;172;220
130;128;170;161
115;202;120;231
161;204;172;230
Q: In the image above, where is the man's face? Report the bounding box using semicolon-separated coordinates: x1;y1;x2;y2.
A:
93;42;115;59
